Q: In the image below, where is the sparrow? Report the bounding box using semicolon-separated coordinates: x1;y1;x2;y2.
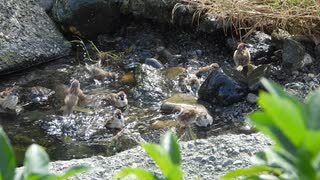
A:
105;109;125;129
195;63;220;78
188;77;200;96
107;91;128;108
233;43;251;71
86;64;116;81
63;80;85;115
178;74;191;93
195;112;213;127
0;91;19;110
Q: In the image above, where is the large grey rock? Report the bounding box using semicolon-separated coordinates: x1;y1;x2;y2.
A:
282;38;305;71
37;0;54;12
0;0;71;75
198;68;248;106
43;133;271;180
51;0;229;38
52;0;123;38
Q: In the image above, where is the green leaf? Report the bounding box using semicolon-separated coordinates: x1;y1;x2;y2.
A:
24;174;57;180
0;127;16;180
261;78;300;104
252;149;297;178
258;91;306;149
304;90;320;130
249;112;297;155
113;167;156;180
303;131;320;157
58;165;90;179
220;165;281;180
23;144;50;178
142;144;175;178
295;150;316;180
166;165;183;180
160;131;181;165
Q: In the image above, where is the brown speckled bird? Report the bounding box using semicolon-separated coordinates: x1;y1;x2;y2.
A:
108;91;128;108
105;109;125;129
233;43;251;71
0;90;19;110
188;77;200;96
195;63;220;78
63;80;85;115
86;65;116;81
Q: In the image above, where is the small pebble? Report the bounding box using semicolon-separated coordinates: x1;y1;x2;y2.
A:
233;160;243;165
308;73;315;78
246;93;258;104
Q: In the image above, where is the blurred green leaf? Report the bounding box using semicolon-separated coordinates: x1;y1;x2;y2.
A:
220;165;281;180
260;78;301;105
58;165;90;179
252;149;296;178
249;111;296;154
142;144;175;177
113;167;156;180
166;166;183;180
24;174;57;180
296;151;316;180
23;144;50;178
258;91;305;149
160;131;181;165
304;90;320;130
0;127;16;180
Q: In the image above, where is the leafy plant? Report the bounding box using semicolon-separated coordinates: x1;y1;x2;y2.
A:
113;130;183;180
221;78;320;179
0;127;89;180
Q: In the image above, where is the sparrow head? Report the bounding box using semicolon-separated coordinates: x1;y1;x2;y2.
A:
117;91;127;101
114;109;124;121
237;43;246;51
69;80;80;94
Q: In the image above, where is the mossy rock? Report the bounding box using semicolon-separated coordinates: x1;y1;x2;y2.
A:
161;67;186;79
164;93;197;105
161;94;207;113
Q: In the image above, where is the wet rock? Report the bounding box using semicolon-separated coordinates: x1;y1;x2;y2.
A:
161;94;202;113
52;0;122;38
271;29;292;49
37;0;53;12
132;64;170;104
143;58;164;69
246;93;258;104
0;0;71;75
315;44;320;61
282;38;305;71
156;46;181;66
245;31;274;63
43;133;271;180
151;120;179;129
198;68;248;106
109;129;146;152
162;67;186;79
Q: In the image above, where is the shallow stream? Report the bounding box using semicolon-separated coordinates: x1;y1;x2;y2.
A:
0;21;274;165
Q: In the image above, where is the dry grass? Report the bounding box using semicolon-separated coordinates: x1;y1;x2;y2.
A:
177;0;320;39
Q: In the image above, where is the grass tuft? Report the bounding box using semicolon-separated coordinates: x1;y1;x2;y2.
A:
179;0;320;39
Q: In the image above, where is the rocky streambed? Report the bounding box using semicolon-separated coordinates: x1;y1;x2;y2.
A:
1;0;320;179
